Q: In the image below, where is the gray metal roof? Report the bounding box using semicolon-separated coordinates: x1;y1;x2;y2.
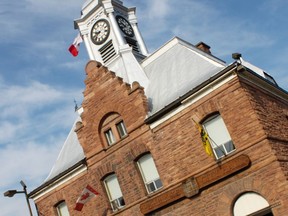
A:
45;115;85;182
142;37;225;116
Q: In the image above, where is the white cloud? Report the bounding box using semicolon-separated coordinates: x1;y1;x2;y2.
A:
145;0;171;19
24;0;82;17
0;141;63;187
2;196;33;216
0;80;82;145
0;140;63;216
137;0;276;61
60;58;88;70
0;0;82;43
0;78;81;216
0;121;22;143
1;81;61;118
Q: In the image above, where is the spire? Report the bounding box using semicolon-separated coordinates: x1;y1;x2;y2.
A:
74;99;78;112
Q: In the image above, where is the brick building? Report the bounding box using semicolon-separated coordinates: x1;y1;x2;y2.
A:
29;0;288;215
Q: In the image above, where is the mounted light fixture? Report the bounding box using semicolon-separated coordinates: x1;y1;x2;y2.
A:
4;180;33;216
232;53;242;60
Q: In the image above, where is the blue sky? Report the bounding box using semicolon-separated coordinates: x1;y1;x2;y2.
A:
1;0;287;215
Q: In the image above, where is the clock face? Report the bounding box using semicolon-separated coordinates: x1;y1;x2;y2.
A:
116;15;134;37
91;19;110;45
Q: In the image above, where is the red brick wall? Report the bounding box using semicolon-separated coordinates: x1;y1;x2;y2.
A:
241;80;288;141
34;66;288;216
77;62;148;161
241;79;288;183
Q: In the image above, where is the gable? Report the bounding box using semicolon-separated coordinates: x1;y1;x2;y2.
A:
76;61;149;158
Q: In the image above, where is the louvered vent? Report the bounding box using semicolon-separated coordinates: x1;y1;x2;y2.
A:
125;37;139;53
99;40;116;63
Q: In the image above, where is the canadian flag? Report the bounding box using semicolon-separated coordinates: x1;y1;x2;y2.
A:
74;185;100;211
68;33;83;57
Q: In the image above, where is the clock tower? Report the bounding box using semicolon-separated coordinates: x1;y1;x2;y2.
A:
74;0;149;89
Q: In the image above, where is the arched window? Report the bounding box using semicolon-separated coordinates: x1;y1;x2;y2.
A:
233;192;273;216
103;174;125;211
137;154;163;193
101;113;128;146
56;201;70;216
202;114;235;159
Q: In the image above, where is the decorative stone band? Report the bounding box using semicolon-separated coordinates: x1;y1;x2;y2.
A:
140;154;251;214
196;154;251;189
140;185;184;214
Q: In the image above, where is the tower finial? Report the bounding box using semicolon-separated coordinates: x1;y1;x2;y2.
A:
74;99;78;112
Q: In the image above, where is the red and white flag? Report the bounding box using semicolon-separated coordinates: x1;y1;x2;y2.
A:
68;33;83;57
74;185;99;211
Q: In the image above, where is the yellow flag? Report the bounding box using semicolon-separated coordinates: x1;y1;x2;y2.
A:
193;119;213;157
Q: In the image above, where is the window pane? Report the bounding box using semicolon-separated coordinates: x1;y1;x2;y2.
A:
116;121;127;138
203;114;235;159
138;154;163;193
118;197;125;206
111;197;125;210
204;115;232;147
224;140;235;153
155;178;163;189
104;174;125;211
105;175;123;201
138;154;160;182
147;182;156;193
214;145;226;159
57;202;70;216
233;192;271;216
105;129;116;145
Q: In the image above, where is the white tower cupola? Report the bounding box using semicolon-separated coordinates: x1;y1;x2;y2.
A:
74;0;149;89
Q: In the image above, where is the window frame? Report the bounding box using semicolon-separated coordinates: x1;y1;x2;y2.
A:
103;174;125;211
56;201;70;216
137;153;163;194
116;120;127;138
104;128;116;146
202;114;235;159
233;192;273;216
101;113;128;147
